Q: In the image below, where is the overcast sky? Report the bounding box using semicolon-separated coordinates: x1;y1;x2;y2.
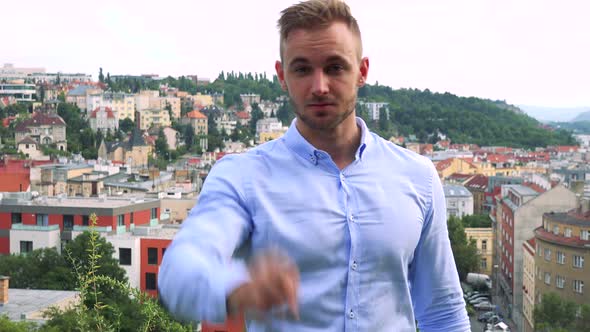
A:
3;0;589;108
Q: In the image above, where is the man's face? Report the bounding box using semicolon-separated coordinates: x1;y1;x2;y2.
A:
275;21;369;132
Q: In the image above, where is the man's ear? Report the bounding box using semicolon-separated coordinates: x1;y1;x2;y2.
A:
275;61;288;91
358;57;369;87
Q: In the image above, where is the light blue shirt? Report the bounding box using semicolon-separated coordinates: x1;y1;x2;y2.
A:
159;117;470;331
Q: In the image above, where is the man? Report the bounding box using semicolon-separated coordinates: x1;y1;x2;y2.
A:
159;0;470;331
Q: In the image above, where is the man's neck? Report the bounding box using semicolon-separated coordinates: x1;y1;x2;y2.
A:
296;116;361;170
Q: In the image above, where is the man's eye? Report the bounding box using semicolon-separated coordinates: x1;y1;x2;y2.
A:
294;67;310;74
326;64;344;73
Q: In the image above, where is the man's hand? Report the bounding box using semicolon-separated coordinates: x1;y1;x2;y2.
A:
227;250;300;320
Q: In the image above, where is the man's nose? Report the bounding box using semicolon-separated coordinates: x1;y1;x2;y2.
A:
311;70;329;96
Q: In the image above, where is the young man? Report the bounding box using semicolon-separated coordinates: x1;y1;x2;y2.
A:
159;1;470;331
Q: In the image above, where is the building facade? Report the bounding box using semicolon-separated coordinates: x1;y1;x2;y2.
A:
465;227;494;276
495;185;577;331
0;194;160;256
89;107;118;133
443;184;474;218
522;238;536;332
15;111;67;151
534;208;589;307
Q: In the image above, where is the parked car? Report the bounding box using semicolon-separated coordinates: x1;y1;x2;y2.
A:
485;322;510;331
478;311;496;322
479;312;502;321
475;302;496;311
470;298;490;305
486;315;503;325
468;293;490;301
467;272;492;289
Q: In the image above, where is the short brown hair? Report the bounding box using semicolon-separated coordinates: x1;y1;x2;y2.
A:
278;0;362;60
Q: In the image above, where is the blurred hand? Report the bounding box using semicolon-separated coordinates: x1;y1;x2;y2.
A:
227;249;300;320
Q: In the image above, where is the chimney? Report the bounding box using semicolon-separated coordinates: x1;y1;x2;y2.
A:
0;276;9;305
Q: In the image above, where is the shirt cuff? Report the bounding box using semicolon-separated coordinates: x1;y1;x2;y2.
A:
211;260;251;322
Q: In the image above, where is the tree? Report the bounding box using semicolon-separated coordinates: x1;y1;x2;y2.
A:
249;103;264;135
155;128;169;159
119;118;135;133
65;231;127;284
183;124;195;149
0;248;73;290
461;214;492;228
98;67;104;83
447;215;479;280
533;292;579;331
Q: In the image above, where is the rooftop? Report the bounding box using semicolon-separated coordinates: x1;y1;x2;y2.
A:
544;211;590;228
0;195;157;209
443;184;472;197
0;288;79;322
505;184;539;197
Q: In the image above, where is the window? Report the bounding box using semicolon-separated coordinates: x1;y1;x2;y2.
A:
11;213;22;225
573;280;584;294
557;252;565;265
36;214;48;226
481;258;487;270
147;247;158;265
553;225;559;235
545;272;551;285
538;245;542;257
117;215;125;227
573;255;584;268
482;240;487;251
582;230;589;241
556;275;565;289
82;215;89;226
63;215;74;231
565;228;572;238
130;212;134;225
545;248;552;261
151;208;157;220
20;241;33;255
119;248;131;265
145;273;157;290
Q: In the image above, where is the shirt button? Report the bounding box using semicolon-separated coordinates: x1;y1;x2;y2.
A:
340;173;345;181
351;261;358;271
349;215;355;222
348;310;355;319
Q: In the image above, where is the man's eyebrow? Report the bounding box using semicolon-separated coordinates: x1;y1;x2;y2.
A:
288;57;310;67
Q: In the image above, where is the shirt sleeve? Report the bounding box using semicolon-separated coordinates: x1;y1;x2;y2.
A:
409;163;471;332
158;155;253;324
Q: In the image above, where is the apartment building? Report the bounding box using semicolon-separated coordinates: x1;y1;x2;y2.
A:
495;184;576;331
535;208;589;307
0;193;161;256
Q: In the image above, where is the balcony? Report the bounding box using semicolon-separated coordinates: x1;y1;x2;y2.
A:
73;225;113;233
11;224;60;231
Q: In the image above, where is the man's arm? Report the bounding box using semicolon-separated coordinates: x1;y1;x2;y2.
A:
409;163;470;331
158;156;252;323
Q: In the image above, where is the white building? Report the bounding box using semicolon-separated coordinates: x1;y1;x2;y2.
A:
10;223;61;254
0;83;36;102
89;107;119;133
87;92;136;121
361;101;389;121
443;184;474;218
256;118;283;135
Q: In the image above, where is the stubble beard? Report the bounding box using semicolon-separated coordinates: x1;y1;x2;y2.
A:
291;94;357;132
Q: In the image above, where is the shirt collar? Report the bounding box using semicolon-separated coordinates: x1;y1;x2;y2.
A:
282;116;370;166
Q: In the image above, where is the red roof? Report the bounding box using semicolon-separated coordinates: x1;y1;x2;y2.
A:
435;158;453;171
465;174;488;190
186;110;207;119
556;146;579;153
187;157;201;165
524;182;546;194
235;111;250;120
15;111;66;132
486;154;509;164
89;107;116;119
524;237;536;255
2;116;16;128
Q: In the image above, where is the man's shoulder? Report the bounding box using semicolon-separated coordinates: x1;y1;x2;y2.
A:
370;133;435;173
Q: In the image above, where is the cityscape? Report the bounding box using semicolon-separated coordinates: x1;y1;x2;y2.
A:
0;62;589;332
